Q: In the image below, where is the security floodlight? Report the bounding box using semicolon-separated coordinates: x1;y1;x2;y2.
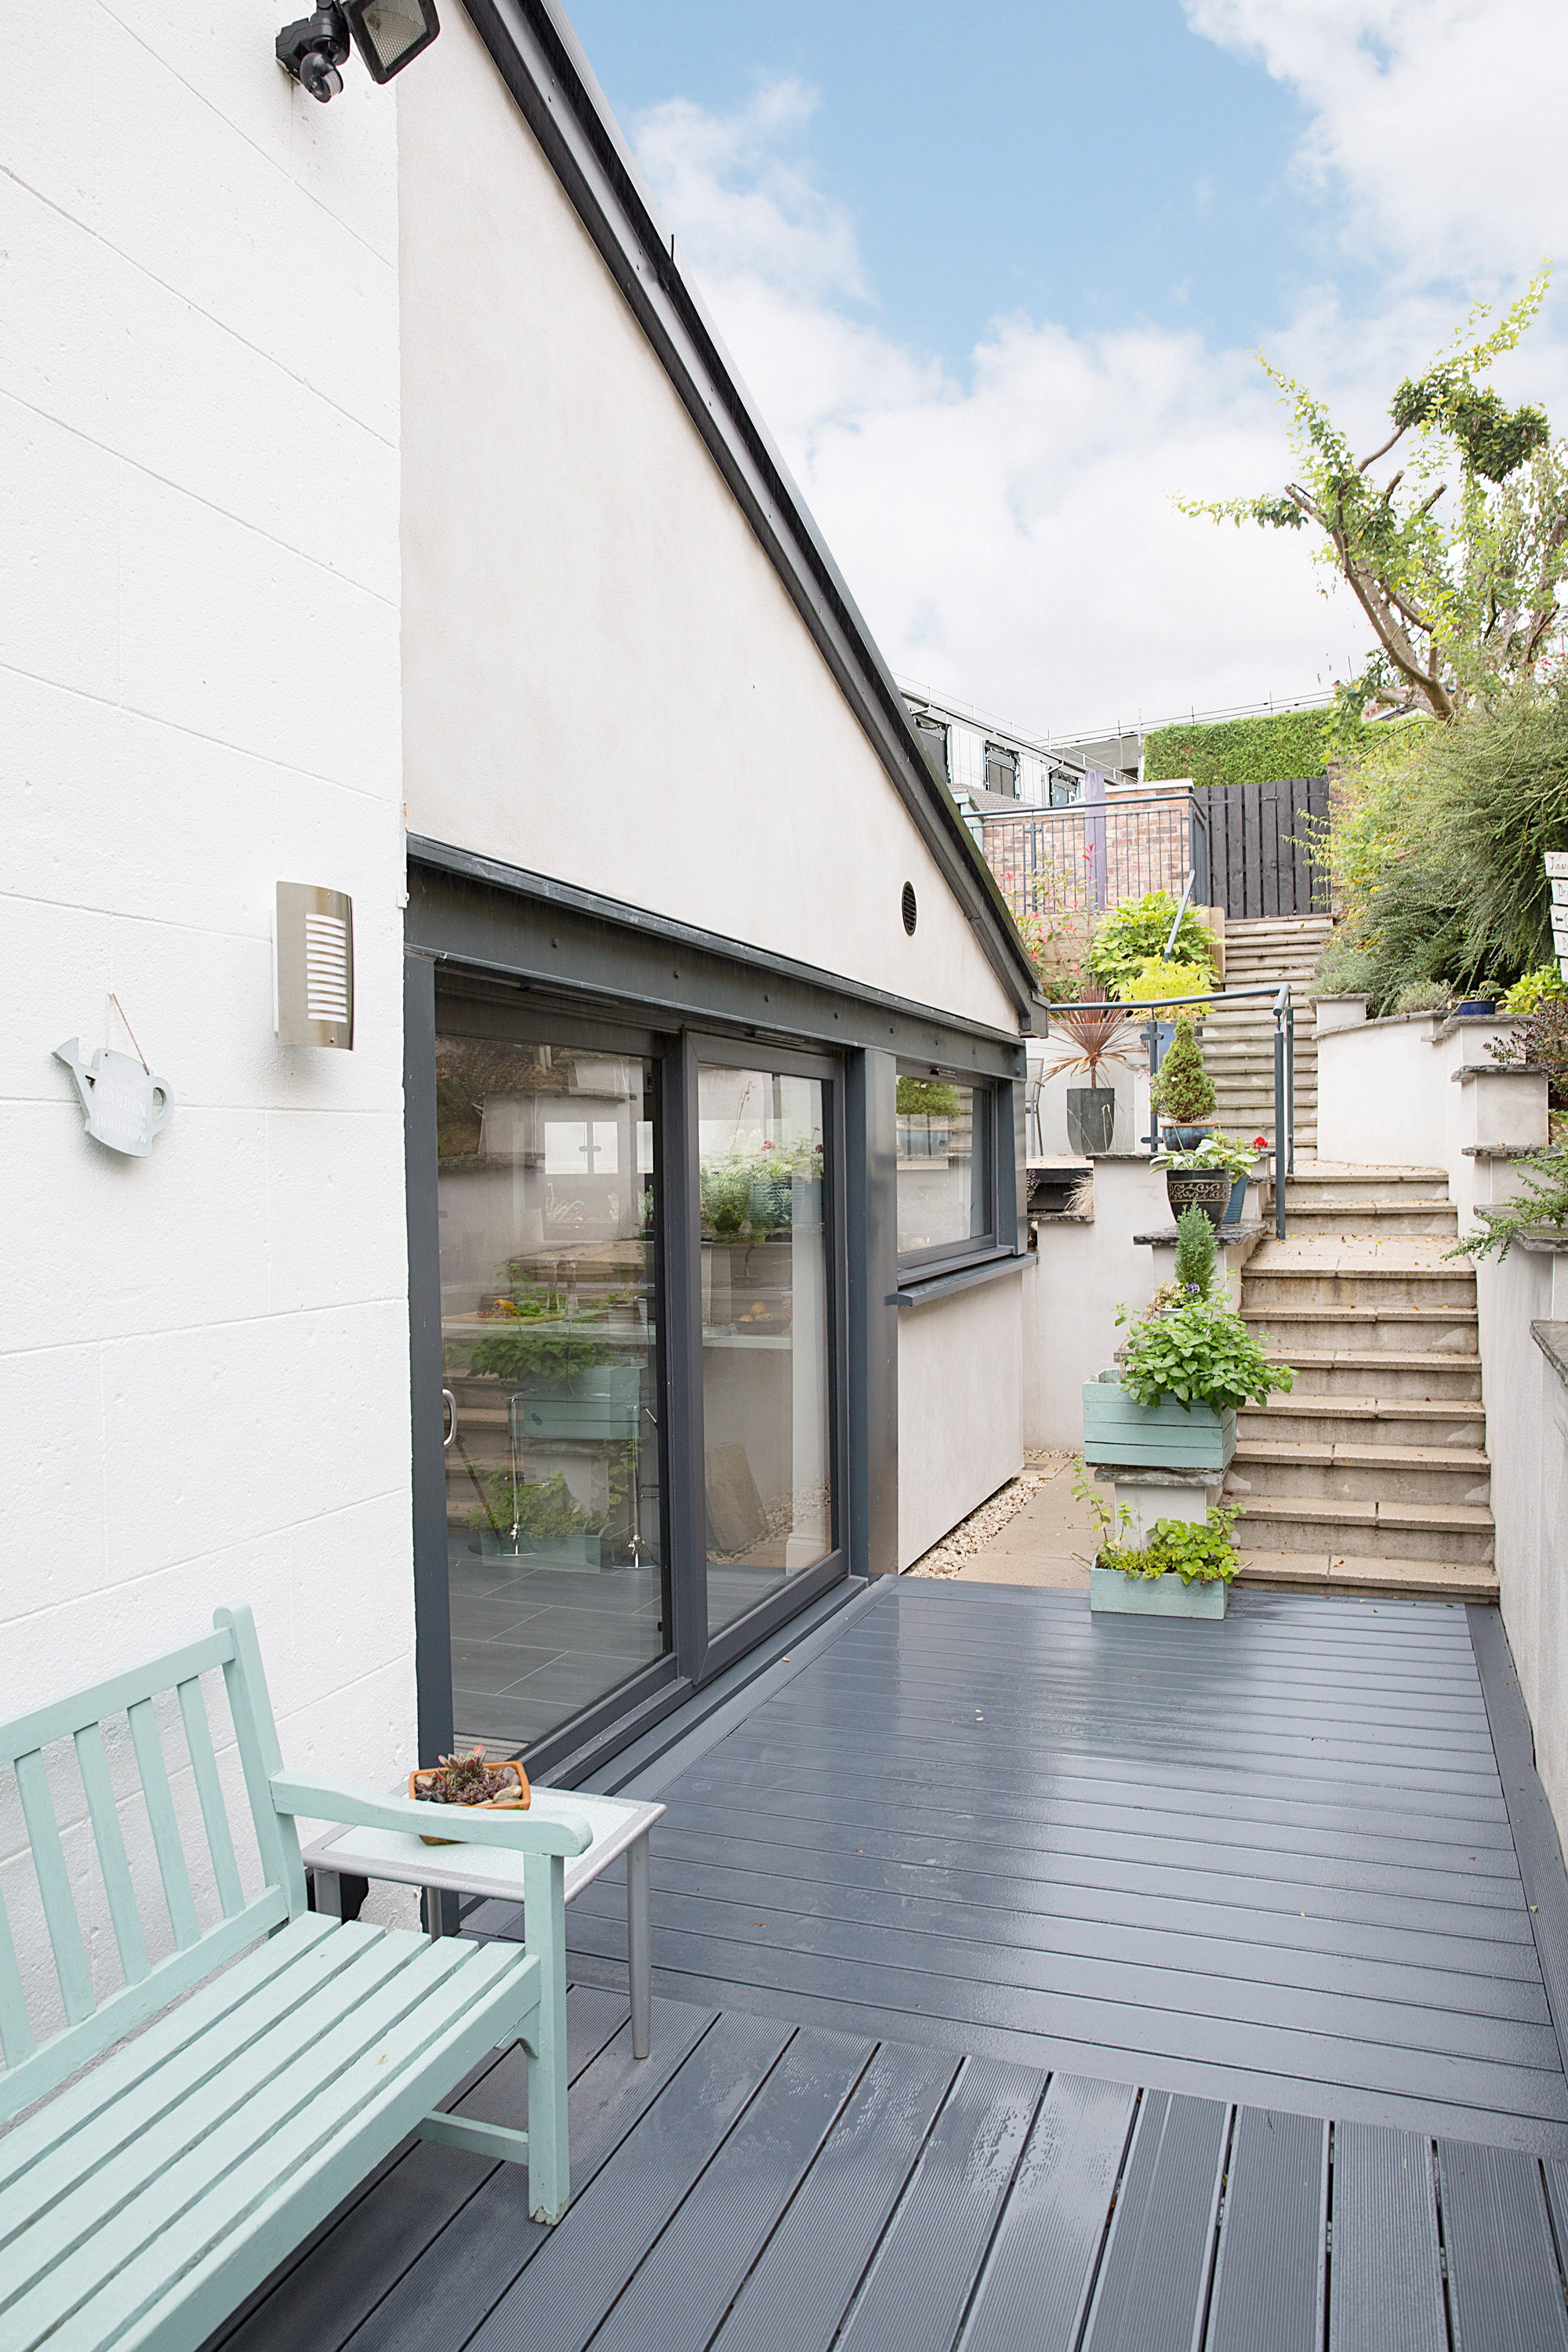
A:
276;0;437;101
343;0;440;81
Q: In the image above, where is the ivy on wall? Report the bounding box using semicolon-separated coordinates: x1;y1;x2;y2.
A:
1143;708;1363;789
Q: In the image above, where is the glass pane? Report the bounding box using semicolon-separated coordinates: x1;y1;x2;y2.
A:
896;1074;987;1254
436;1031;666;1756
699;1066;831;1634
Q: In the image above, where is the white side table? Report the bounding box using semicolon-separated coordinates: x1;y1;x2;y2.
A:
302;1789;662;2058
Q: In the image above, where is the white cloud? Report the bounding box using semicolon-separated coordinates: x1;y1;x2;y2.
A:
623;28;1565;737
1182;0;1568;285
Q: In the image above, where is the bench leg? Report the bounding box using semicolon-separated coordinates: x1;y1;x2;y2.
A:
626;1832;652;2059
522;1851;569;2223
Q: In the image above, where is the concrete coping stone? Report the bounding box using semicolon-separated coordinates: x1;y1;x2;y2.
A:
1450;1062;1542;1083
1134;1222;1267;1247
1533;1321;1568;1385
1434;1012;1524;1042
1475;1209;1568;1254
1462;1144;1549;1158
1092;1465;1222;1488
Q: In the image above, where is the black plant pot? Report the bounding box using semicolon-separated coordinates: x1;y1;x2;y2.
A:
1166;1168;1232;1228
1065;1086;1117;1156
1163;1120;1218;1150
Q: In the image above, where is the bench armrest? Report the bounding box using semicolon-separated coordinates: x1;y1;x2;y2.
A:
270;1772;593;1857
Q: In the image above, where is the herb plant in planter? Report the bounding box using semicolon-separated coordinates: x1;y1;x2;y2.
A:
1083;1281;1292;1472
1149;1012;1218;1147
1074;1472;1244;1620
465;1468;608;1570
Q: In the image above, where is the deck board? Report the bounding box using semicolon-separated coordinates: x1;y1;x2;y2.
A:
209;1581;1568;2352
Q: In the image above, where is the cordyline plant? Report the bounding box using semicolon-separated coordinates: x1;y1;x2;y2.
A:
1044;985;1141;1086
1178;268;1568;721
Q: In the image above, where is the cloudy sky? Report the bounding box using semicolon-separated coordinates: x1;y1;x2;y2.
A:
565;0;1568;746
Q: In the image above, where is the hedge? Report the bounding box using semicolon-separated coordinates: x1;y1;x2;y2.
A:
1143;708;1361;789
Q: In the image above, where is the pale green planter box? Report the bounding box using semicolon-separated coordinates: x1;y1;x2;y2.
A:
1082;1370;1235;1472
1090;1566;1227;1617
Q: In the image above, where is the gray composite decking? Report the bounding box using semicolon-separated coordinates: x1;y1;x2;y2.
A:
210;1579;1568;2352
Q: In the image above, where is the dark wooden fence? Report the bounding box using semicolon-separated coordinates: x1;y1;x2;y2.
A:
1195;777;1330;919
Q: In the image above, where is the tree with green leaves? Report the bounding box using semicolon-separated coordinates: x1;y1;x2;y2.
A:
1178;269;1567;722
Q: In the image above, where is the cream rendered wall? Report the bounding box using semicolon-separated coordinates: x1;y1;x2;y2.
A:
397;12;1017;1038
1;1;412;1978
897;1278;1025;1567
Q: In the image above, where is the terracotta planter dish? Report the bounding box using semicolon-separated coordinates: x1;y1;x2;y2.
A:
408;1759;531;1846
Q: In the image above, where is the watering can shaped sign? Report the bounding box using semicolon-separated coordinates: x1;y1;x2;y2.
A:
53;1040;174;1157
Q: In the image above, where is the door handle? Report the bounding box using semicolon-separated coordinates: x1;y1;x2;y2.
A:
442;1388;457;1450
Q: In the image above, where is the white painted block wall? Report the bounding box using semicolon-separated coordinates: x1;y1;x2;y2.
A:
1;1;414;1983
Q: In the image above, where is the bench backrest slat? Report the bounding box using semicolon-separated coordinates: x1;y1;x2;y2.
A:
14;1750;96;2026
0;1606;303;2125
127;1699;201;1950
177;1678;246;1919
74;1722;151;1987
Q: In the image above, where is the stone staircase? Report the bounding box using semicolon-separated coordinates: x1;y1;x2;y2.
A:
1229;1163;1499;1602
1204;914;1332;1154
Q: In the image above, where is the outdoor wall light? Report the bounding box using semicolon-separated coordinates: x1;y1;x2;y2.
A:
276;0;438;102
274;883;354;1049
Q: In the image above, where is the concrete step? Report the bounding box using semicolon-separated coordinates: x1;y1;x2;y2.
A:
1278;1204;1457;1238
1283;1175;1453;1203
1232;1493;1495;1566
1231;1439;1492;1508
1248;1308;1479;1352
1235;1550;1498;1603
1274;1347;1484;1399
1242;1261;1477;1309
1238;1395;1487;1446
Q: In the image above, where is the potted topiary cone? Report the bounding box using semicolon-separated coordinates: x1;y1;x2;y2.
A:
1152;1011;1218;1149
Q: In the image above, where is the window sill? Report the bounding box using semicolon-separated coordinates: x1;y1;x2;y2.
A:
892;1249;1028;1309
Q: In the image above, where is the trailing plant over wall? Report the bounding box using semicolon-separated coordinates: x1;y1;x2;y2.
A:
1447;1148;1568;1261
1143;707;1349;789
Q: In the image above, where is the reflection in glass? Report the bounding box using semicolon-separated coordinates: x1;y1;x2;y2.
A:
436;1030;665;1755
895;1073;985;1255
699;1066;831;1634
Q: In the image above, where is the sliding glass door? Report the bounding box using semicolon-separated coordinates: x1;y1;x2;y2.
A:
423;1003;846;1766
435;1024;667;1757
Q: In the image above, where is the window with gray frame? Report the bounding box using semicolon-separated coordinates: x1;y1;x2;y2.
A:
895;1068;996;1271
984;743;1019;797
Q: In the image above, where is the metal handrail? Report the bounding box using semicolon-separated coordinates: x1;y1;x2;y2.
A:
1040;982;1294;1236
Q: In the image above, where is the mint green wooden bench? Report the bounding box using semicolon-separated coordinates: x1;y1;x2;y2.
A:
0;1605;592;2352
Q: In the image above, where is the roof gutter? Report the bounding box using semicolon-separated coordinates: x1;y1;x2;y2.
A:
458;0;1046;1030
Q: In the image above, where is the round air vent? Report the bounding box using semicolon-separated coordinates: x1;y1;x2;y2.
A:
902;881;917;935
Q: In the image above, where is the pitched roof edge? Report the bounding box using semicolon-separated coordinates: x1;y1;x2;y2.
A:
457;0;1045;1029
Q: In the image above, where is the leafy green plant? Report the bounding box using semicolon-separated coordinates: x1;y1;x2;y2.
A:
1172;1205;1218;1294
1116;1290;1293;1412
1144;707;1351;789
1087;892;1216;996
1313;936;1379;999
701;1139;822;1237
1504;967;1568;1014
463;1468;597;1539
1156;1130;1261;1182
1447;1149;1568;1261
1120;957;1215;1007
1073;1467;1243;1583
1150;1014;1217;1122
896;1077;962;1117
